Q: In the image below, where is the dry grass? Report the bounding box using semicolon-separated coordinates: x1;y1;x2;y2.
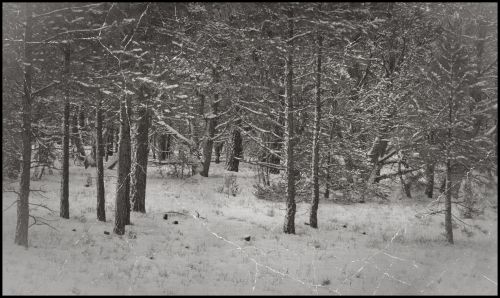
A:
2;163;497;295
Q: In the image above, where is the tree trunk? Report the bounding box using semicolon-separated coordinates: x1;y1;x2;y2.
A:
269;126;282;174
190;91;204;175
78;105;85;129
226;118;242;172
125;98;132;225
15;2;33;247
367;136;388;184
96;93;106;222
71;106;86;162
105;122;114;160
462;176;473;219
214;142;223;164
59;44;71;220
424;162;435;198
158;134;167;161
445;159;453;244
152;132;156;160
201;69;219;177
309;29;322;229
439;175;446;194
445;78;454;244
114;95;132;235
324;150;330;199
131;101;150;213
398;159;412;198
114;129;119;153
166;134;172;159
283;8;296;234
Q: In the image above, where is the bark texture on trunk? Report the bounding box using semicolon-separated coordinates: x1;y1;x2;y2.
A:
132;102;150;213
114;96;132;235
445;159;454;244
269;126;282;174
60;45;71;219
424;162;435;198
124;98;131;225
226;118;242;172
214;142;223;164
309;29;322;229
283;8;296;234
15;2;33;247
445;77;454;244
71;106;86;161
96;94;106;222
201;69;219;177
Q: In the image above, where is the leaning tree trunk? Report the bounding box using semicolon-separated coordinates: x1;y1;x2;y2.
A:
309;29;322;229
96;93;106;222
131;101;150;213
201;69;220;177
15;2;33;247
283;8;296;234
114;95;132;235
59;44;71;219
226;117;242;172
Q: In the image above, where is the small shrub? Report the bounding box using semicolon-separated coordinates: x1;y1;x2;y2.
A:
266;208;275;217
128;230;137;239
310;240;321;249
460;226;474;238
216;174;241;197
74;213;87;223
252;182;286;202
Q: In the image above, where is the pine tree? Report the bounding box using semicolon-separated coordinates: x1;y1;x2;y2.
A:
14;2;34;247
96;92;106;222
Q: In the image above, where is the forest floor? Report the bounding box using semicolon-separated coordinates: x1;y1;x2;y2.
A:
2;162;498;295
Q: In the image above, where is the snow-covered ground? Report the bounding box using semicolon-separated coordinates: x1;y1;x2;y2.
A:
2;162;498;295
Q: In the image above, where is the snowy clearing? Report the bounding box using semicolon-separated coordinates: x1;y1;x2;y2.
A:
2;163;497;295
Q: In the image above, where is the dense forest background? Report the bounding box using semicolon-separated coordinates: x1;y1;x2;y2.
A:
2;2;497;247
